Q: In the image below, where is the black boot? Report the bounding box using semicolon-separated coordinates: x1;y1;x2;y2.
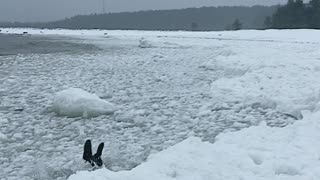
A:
83;140;104;167
92;143;104;167
83;140;94;166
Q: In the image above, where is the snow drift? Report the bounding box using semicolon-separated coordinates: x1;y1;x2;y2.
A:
68;110;320;180
51;88;116;118
208;37;320;119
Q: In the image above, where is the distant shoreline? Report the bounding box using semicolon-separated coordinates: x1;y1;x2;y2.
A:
0;5;276;31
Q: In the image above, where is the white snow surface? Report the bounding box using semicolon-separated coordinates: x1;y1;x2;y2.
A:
68;111;320;180
1;28;320;180
52;88;116;118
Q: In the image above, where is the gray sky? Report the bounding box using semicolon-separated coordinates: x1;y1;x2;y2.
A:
0;0;289;22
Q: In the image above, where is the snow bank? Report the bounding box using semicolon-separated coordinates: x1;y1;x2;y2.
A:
68;110;320;180
51;88;116;118
209;36;320;118
211;67;320;118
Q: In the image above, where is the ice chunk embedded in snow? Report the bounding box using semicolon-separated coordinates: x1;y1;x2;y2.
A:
0;132;7;141
51;88;116;118
0;113;8;124
138;38;152;48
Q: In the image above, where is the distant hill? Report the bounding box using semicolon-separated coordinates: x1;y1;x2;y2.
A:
0;6;277;31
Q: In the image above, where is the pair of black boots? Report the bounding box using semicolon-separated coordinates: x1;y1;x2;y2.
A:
83;140;104;167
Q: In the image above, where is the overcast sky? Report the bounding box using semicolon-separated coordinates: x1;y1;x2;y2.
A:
0;0;290;22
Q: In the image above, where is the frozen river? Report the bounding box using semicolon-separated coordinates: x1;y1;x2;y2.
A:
1;29;317;180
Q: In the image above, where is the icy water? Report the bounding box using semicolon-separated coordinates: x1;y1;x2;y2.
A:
0;33;296;180
0;34;99;56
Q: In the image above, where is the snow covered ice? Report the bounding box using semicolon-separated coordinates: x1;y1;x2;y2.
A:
1;28;320;180
51;88;116;118
138;37;153;48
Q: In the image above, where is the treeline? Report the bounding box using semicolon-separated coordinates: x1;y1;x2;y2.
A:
268;0;320;29
0;6;276;31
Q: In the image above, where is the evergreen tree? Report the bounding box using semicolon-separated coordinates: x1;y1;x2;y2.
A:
232;19;242;30
272;0;306;28
293;0;307;28
264;16;272;28
271;0;320;29
191;22;199;31
309;0;320;28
